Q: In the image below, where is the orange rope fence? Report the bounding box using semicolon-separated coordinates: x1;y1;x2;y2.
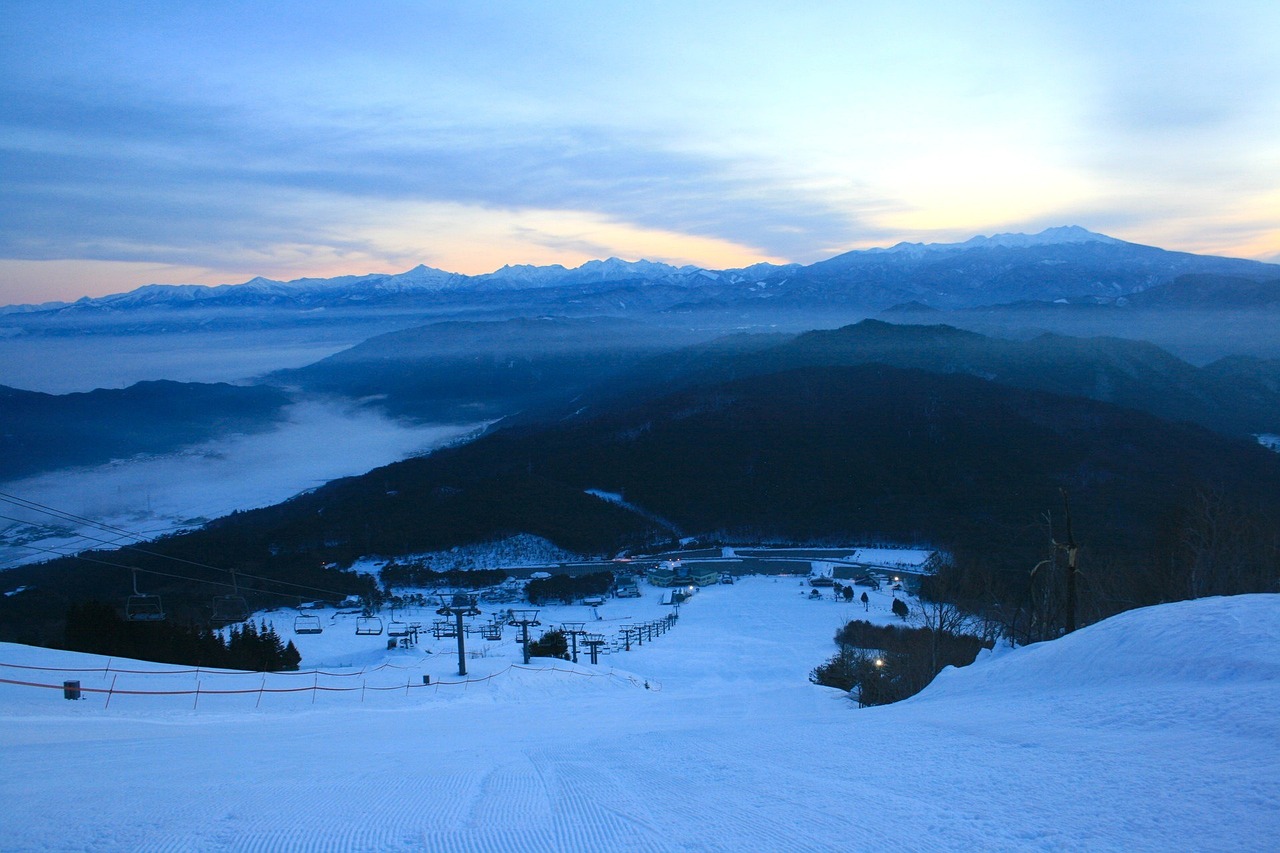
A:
0;660;658;705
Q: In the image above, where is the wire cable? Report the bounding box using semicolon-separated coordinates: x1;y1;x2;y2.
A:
0;494;363;602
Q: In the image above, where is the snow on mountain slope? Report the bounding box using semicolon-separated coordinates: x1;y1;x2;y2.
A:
865;225;1125;256
2;585;1275;851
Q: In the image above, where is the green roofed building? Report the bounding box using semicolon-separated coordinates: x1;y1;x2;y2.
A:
647;559;719;587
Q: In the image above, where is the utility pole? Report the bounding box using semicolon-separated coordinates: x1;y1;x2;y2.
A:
436;593;481;676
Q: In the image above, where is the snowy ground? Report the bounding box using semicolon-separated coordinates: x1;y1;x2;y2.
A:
3;580;1277;851
0;404;484;567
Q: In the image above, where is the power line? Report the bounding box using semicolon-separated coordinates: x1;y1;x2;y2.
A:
5;538;341;604
0;491;156;544
0;491;363;602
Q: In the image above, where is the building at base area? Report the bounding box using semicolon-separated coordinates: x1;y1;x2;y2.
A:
647;559;719;587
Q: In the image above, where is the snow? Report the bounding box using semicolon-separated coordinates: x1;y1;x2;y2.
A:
865;225;1123;256
2;582;1276;851
348;536;584;580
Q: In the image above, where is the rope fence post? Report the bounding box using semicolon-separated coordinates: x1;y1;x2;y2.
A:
104;673;118;709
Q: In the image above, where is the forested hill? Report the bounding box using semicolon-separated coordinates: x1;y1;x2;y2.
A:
5;363;1277;646
526;321;1280;440
0;381;292;481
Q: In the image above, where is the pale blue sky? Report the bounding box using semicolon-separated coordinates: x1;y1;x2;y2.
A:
2;1;1277;303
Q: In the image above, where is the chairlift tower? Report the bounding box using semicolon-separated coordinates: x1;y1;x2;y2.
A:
437;593;482;676
560;621;588;663
507;609;542;665
584;633;607;665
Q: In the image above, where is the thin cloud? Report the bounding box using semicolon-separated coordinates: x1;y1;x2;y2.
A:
1;79;869;272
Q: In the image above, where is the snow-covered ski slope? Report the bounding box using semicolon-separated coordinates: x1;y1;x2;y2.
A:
3;579;1277;851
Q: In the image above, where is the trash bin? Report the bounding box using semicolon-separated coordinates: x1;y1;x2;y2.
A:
422;675;430;685
63;680;81;700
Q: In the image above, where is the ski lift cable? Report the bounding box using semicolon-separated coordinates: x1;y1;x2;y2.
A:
0;497;184;542
5;540;231;590
0;513;257;591
0;491;208;543
0;509;143;554
0;512;162;556
0;493;361;600
0;491;158;542
0;493;241;576
5;540;143;573
2;528;357;603
0;492;358;598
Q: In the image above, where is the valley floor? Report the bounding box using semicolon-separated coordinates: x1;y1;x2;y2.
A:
2;579;1277;851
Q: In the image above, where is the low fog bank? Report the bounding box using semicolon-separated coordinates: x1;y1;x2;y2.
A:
891;307;1280;364
0;401;484;567
0;325;412;393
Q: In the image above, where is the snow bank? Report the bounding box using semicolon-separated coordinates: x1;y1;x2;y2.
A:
923;594;1280;699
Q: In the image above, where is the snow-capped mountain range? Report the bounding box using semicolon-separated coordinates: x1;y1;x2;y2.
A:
861;224;1124;256
4;226;1277;316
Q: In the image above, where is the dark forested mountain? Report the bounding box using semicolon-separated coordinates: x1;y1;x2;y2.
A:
1202;355;1280;396
768;322;1280;438
520;321;1280;441
269;316;715;421
0;381;291;481
5;363;1278;646
1125;274;1280;309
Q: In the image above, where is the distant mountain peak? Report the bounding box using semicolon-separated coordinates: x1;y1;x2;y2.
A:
868;226;1123;257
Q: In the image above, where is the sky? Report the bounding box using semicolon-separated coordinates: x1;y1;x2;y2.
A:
2;1;1279;305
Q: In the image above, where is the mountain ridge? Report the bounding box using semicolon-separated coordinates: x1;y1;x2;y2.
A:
8;226;1277;315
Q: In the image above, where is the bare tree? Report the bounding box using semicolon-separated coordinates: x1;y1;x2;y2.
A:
912;554;975;675
1177;486;1280;598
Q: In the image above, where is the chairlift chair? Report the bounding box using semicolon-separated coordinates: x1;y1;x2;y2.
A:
211;570;250;623
212;594;250;623
125;569;165;622
294;614;323;634
355;615;384;636
387;620;409;637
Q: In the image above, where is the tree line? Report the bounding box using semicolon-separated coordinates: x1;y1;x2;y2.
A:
63;602;301;671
